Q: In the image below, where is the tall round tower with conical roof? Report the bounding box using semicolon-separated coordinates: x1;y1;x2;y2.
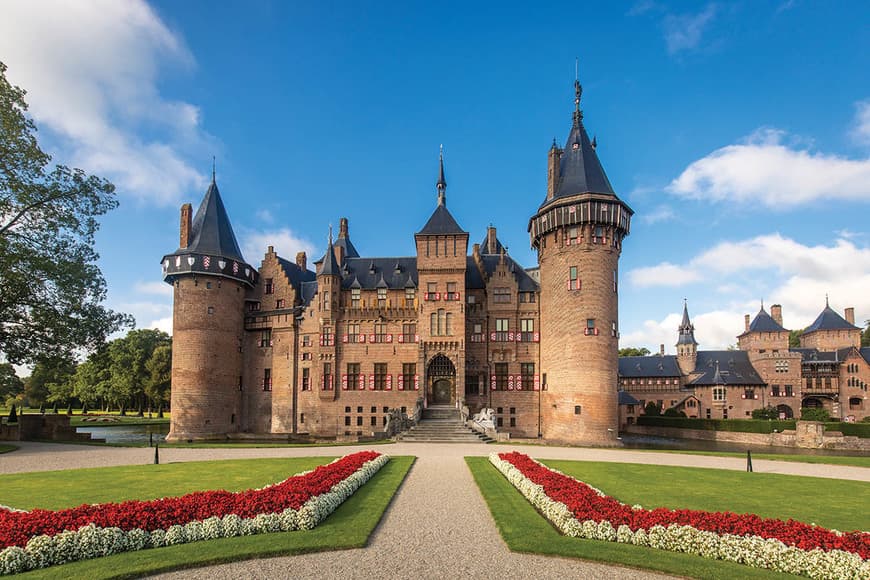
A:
529;78;633;445
161;176;257;441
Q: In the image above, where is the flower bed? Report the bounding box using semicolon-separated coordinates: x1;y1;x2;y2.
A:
0;451;388;575
490;452;869;580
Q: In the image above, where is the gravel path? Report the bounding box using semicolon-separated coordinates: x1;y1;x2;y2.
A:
2;441;868;579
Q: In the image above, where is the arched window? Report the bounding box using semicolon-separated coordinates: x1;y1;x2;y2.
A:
430;312;437;335
437;308;445;336
445;312;453;335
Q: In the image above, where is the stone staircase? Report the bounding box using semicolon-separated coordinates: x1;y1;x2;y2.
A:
397;406;491;443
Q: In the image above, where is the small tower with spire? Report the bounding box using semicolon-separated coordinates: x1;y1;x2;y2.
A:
161;173;257;442
676;300;699;375
530;71;634;446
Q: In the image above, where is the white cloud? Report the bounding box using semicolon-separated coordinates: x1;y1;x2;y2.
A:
148;316;173;335
667;128;870;207
0;0;210;205
621;309;748;351
628;262;701;287
240;228;318;267
134;281;173;297
641;204;675;224
256;209;275;224
663;4;718;54
851;100;870;147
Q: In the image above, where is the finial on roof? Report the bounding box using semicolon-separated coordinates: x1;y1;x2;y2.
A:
760;298;764;311
436;145;447;206
212;156;216;184
573;58;583;125
328;223;333;245
591;135;597;150
825;293;829;307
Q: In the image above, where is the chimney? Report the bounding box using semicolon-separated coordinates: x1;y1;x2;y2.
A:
660;344;665;356
296;251;307;271
744;314;750;332
339;217;349;239
771;304;783;327
179;203;192;248
487;225;497;254
334;244;345;265
546;143;561;201
845;307;855;325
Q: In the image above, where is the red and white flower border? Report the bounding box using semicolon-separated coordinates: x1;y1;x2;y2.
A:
0;452;389;575
489;452;869;580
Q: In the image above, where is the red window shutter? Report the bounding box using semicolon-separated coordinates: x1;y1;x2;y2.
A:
369;374;375;390
386;334;393;343
414;375;419;390
341;375;348;390
386;375;392;390
342;334;348;343
533;332;540;342
358;375;366;390
398;334;404;343
490;375;497;391
490;332;496;342
369;334;376;343
397;374;404;390
534;375;540;391
360;333;366;343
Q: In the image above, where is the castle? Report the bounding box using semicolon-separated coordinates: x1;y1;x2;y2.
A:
618;300;870;427
161;80;633;445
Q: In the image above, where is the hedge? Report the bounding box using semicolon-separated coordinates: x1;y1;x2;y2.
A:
636;416;870;438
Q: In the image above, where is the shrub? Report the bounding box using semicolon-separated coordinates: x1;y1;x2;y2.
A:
636;416;796;433
751;406;779;420
643;402;661;416
823;422;870;438
662;407;686;418
800;407;830;422
8;405;17;423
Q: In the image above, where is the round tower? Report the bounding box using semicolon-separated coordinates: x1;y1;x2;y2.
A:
161;176;257;441
529;78;633;446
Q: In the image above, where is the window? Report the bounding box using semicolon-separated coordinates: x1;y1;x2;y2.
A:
351;288;361;307
374;323;388;343
495;318;509;341
264;278;274;294
520;319;534;341
445;312;453;335
445;282;459;301
346;323;360;343
377;287;387;307
405;288;415;307
611;320;617;338
465;374;480;396
259;328;272;348
299;413;305;424
494;363;508;390
521;363;535;390
574;405;582;415
238;376;243;391
402;323;416;343
471;323;484;343
207;306;215;315
374;363;387;391
771;385;780;397
263;368;272;391
585;319;598;336
322;290;330;311
248;302;261;312
785;385;793;397
613;269;618;293
566;226;579;245
775;360;788;373
712;387;726;402
301;368;310;391
347;363;361;391
467;294;476;304
568;267;580;290
518;292;536;303
322;363;333;390
321;326;334;346
302;335;311;347
494;287;511;303
431;309;451;336
402;363;416;390
276;298;285;309
301;352;312;361
206;281;212;289
743;389;756;400
426;282;438;301
592;226;605;244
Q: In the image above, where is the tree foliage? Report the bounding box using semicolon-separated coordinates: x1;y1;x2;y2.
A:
789;329;804;348
619;347;651;357
145;343;172;406
0;61;132;364
862;320;870;348
24;356;76;406
800;407;830;422
752;406;779;420
643;401;662;416
0;362;24;404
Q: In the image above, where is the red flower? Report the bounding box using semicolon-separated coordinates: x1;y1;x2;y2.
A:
0;451;381;549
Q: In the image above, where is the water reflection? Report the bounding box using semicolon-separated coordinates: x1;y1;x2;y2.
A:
620;433;865;457
76;424;170;445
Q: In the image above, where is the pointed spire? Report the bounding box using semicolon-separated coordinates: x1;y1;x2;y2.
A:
319;224;340;277
573;57;583;126
677;299;698;346
211;156;216;184
436;145;447;207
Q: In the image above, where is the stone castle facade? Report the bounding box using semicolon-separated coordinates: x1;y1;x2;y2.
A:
161;81;633;445
618;301;870;427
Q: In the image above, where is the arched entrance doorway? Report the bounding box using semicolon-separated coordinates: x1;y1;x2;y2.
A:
776;404;793;419
427;354;456;406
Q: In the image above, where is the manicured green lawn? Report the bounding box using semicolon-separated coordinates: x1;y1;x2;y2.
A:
0;444;17;454
467;456;868;580
629;448;870;468
3;455;414;579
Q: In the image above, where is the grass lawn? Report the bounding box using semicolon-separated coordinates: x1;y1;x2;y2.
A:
2;455;414;579
0;444;17;454
467;456;868;580
629;448;870;468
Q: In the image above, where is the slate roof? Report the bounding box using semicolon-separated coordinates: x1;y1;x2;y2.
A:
803;305;858;333
339;257;418;290
861;348;870;365
790;348;839;363
465;257;486;289
276;257;316;295
618;391;640;405
618;355;682;378
417;204;466;235
480;233;505;255
334;235;359;259
478;255;540;292
319;241;340;277
690;351;765;386
747;307;787;333
178;179;246;263
676;301;698;346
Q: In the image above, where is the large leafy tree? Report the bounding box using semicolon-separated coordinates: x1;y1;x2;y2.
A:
109;329;171;412
862;320;869;348
24;356;76;407
0;61;132;364
145;343;172;408
618;347;651;357
0;362;24;403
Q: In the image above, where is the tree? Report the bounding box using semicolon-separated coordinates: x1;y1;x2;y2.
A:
0;61;133;365
752;406;779;420
24;356;76;407
108;329;170;412
145;343;172;410
800;407;830;422
0;362;24;403
663;407;686;418
862;320;870;348
70;349;111;409
643;401;661;416
619;347;651;357
789;329;804;348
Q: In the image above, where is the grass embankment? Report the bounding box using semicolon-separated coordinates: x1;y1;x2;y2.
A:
467;457;869;580
633;449;870;468
0;444;17;454
1;455;414;579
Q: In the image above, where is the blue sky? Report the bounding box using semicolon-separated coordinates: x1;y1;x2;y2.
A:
1;0;869;353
